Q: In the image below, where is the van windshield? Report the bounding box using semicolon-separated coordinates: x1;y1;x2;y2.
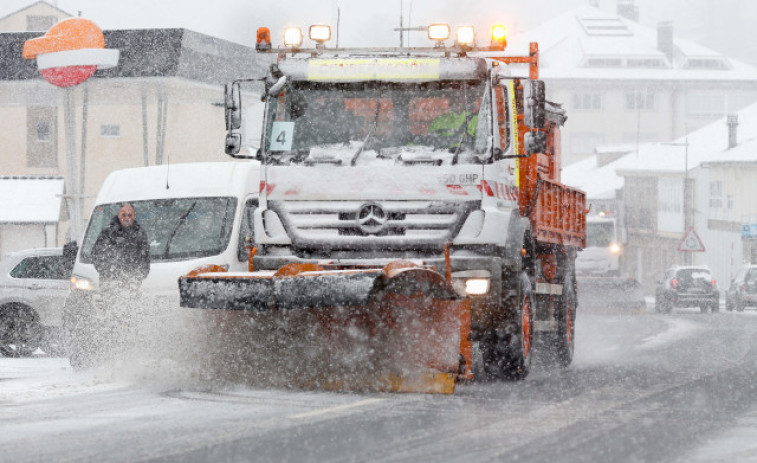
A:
80;197;237;263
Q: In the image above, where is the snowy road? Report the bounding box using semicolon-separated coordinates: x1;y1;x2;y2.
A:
2;308;757;462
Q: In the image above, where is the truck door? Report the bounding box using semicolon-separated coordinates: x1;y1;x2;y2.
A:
237;197;259;262
482;79;518;208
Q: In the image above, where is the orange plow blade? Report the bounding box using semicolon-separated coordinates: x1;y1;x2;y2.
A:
179;261;472;394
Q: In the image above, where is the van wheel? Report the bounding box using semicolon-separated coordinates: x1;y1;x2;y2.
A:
0;303;42;357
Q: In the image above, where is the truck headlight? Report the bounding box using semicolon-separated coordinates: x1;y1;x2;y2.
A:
70;275;94;291
464;278;490;295
451;270;492;296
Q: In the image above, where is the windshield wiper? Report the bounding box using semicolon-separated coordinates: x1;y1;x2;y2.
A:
350;91;383;166
163;201;197;258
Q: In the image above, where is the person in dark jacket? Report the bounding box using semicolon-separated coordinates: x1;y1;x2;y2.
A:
92;202;150;287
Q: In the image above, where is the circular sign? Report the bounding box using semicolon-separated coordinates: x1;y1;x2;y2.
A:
22;18;119;87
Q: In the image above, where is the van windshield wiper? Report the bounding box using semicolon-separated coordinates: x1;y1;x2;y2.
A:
163;201;197;258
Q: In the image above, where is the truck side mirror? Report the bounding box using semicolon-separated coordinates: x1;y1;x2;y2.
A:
523;80;546;129
524;131;546;155
225;82;242;131
225;133;241;155
263;63;287;100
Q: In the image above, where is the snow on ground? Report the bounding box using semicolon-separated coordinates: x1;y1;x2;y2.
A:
0;357;121;404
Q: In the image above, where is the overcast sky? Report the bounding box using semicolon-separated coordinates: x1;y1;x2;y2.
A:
51;0;756;64
53;0;586;48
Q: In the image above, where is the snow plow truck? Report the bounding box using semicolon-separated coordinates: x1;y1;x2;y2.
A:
179;24;586;393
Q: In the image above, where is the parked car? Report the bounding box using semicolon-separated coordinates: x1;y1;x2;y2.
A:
0;245;75;356
654;265;719;313
725;264;757;312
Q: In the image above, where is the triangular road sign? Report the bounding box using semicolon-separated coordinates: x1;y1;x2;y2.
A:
678;226;706;252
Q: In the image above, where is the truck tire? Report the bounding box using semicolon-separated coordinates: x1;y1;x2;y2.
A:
481;272;533;381
553;269;576;367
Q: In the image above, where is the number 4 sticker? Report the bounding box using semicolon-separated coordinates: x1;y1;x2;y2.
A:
269;121;294;151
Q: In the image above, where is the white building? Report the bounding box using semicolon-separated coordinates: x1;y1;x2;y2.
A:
565;102;757;292
512;3;757;164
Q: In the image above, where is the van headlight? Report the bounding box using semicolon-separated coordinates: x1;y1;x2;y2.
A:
70;275;95;292
451;270;492;296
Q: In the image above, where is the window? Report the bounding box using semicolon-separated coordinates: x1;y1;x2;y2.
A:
26;15;57;31
10;256;69;280
237;198;258;261
626;89;656;111
585;58;623;67
709;181;723;209
657;177;684;233
687;94;725;117
100;124;121;137
573;93;602;111
683;59;728;70
626;58;666;68
36;121;51;142
27;107;57;168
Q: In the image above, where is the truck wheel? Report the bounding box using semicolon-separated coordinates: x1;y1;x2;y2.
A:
736;301;745;312
481;272;533;381
554;272;576;367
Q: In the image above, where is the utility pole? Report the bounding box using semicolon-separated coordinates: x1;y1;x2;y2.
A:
664;136;691;265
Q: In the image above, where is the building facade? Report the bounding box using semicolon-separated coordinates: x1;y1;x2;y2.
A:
514;4;757;165
0;3;264;253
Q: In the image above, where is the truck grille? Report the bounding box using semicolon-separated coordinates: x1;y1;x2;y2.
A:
269;200;475;250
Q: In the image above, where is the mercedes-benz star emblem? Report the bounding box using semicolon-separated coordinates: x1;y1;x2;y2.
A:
356;202;387;234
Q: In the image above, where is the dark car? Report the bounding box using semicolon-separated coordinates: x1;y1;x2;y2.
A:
725;264;757;312
654;266;719;313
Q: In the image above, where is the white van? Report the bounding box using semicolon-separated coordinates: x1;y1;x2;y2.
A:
68;161;260;298
63;161;259;367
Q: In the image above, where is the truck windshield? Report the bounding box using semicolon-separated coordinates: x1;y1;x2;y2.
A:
80;197;237;263
263;80;490;166
586;221;615;247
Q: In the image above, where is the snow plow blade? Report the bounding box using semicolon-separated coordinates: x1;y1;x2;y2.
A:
179;261;473;394
577;276;646;314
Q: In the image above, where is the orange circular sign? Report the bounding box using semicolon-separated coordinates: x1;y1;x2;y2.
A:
22;18;118;87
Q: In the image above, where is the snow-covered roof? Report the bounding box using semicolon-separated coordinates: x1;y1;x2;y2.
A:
562;153;624;200
614;101;757;175
0;176;64;223
0;0;70;23
509;5;757;82
566;100;757;192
